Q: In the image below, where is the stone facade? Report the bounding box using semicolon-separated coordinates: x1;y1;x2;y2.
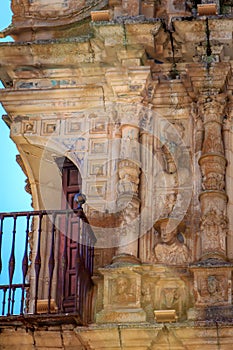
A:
2;0;233;349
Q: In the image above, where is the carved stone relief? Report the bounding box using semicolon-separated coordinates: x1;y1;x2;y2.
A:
153;218;191;265
95;267;146;323
118;198;140;244
22;120;37;134
153;144;191;222
200;208;228;256
141;273;192;321
141;281;155;321
110;276;137;306
192;269;231;307
118;160;140;195
89;115;108;134
199;155;226;191
88;160;106;176
90;139;108;155
155;281;188;320
41;120;58;135
87;181;107;199
65;118;84;135
120;130;140;162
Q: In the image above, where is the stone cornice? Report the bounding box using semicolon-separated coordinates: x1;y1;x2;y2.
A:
0;86;105;114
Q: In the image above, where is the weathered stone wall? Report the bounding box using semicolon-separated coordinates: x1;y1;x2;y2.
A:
2;0;233;348
2;322;233;349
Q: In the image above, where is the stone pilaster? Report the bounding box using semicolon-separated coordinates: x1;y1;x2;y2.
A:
116;124;141;258
139;127;154;262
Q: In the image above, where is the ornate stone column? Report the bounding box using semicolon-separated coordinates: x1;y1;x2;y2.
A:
198;94;228;260
116;124;141;258
189;94;233;319
224;99;233;260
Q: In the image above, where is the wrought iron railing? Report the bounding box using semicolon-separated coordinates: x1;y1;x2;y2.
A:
0;209;96;323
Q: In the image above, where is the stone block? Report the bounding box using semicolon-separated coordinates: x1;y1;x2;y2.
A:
64;348;85;350
62;331;83;347
34;331;62;348
120;328;159;348
1;346;34;350
36;348;63;350
77;328;120;348
96;308;147;323
0;330;34;346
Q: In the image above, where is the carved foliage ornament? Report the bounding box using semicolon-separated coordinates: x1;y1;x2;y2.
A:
197;95;227;124
202;128;224;154
199;154;226;191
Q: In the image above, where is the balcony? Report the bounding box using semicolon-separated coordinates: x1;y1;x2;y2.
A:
0;209;96;325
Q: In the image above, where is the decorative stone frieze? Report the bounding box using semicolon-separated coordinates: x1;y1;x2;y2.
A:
95;263;193;323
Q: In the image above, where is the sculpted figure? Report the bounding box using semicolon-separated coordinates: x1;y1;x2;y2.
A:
153;218;191;265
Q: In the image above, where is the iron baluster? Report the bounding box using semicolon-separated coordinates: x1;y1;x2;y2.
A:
48;213;56;313
20;213;30;315
1;286;7;315
7;215;17;315
11;286;16;315
61;212;68;312
34;213;43;314
74;215;81;313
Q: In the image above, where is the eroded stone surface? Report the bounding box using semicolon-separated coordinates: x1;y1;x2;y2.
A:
2;0;233;349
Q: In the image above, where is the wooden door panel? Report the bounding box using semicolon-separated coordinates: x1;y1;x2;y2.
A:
57;158;82;312
68;169;80;185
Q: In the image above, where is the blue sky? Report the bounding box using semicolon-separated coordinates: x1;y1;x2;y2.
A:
0;3;31;305
0;1;31;212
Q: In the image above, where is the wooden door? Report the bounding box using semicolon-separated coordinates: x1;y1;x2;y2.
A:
57;158;82;312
